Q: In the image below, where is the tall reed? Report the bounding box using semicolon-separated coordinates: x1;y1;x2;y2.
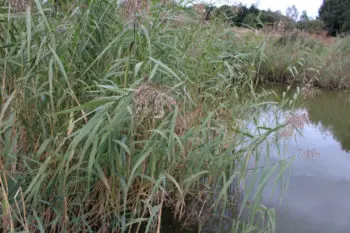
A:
0;1;288;232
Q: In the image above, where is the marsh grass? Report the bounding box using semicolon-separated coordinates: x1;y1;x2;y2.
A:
0;1;290;232
249;31;350;89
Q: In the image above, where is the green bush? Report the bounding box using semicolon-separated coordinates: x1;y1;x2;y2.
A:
297;20;325;34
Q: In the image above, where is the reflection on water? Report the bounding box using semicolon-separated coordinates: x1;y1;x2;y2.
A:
305;90;350;152
257;86;350;233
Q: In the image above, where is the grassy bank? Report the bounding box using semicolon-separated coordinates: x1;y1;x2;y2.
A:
0;1;289;233
249;30;350;89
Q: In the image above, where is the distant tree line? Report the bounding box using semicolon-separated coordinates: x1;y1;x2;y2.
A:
198;4;325;34
206;4;294;30
194;0;350;36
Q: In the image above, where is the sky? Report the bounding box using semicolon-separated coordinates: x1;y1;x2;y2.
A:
203;0;323;19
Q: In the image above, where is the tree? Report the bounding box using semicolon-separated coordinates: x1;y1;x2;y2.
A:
275;10;282;15
300;10;309;22
214;5;235;23
319;0;350;36
242;13;259;28
286;5;299;21
204;4;216;21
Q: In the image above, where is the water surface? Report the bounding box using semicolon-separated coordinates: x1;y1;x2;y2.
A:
256;86;350;233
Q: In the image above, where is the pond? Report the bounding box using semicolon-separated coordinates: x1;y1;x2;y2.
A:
253;85;350;233
162;85;350;233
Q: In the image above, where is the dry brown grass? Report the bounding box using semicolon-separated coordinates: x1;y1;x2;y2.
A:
301;85;321;99
8;0;30;12
122;0;150;20
122;0;173;21
133;84;177;119
133;83;204;136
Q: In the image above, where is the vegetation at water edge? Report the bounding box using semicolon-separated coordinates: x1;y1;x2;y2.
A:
0;1;293;232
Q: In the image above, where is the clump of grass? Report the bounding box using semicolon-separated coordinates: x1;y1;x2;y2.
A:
0;1;288;232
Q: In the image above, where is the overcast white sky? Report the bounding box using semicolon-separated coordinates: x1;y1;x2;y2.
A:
201;0;323;19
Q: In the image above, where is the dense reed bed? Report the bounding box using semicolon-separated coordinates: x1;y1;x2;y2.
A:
0;1;291;232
